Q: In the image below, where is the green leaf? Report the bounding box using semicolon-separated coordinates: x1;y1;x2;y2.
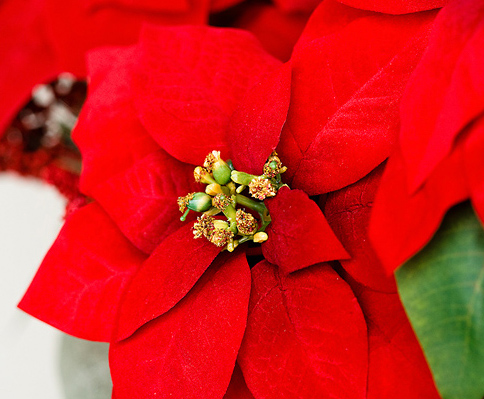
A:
396;202;484;399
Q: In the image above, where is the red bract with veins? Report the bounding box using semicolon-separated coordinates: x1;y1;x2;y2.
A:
230;0;438;195
370;0;484;273
324;166;440;398
20;1;442;398
0;0;245;139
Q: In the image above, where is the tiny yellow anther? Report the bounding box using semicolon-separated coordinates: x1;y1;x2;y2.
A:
253;232;268;243
205;183;224;196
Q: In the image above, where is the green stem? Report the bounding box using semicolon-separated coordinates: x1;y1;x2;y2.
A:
235;194;267;215
180;209;190;221
231;171;257;186
223;205;238;234
236;193;271;232
258;210;271;232
238;236;253;245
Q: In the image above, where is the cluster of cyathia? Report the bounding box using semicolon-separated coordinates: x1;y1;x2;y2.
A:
177;151;287;251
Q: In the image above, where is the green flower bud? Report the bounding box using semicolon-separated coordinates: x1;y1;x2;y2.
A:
213;160;232;185
187;192;213;212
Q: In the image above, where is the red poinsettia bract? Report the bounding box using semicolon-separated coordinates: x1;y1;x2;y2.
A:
0;0;243;138
336;0;446;14
370;0;484;273
20;2;442;398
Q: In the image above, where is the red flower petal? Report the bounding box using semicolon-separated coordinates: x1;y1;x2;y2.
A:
465;117;484;223
348;277;440;399
229;62;291;175
233;4;310;62
294;1;369;48
399;0;484;192
87;0;191;13
273;0;321;13
18;203;146;342
223;364;255;399
238;261;368;399
92;149;199;254
133;25;280;165
262;187;349;274
110;251;251;399
277;3;436;195
324;164;396;292
76;48;198;253
75;46;159;196
0;0;59;136
45;0;209;75
113;224;221;341
369;145;469;273
337;0;446;14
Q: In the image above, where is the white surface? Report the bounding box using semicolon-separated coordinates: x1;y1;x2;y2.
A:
0;173;66;399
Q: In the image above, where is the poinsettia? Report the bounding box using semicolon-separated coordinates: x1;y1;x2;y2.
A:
369;0;484;273
20;1;443;398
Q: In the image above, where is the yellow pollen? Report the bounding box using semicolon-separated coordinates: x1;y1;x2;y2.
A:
263;158;282;178
192;214;214;239
177;192;195;212
203;151;220;172
209;228;234;247
194;166;208;183
249;177;276;200
236;209;258;236
212;193;232;211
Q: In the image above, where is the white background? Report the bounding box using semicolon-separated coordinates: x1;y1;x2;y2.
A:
0;173;65;399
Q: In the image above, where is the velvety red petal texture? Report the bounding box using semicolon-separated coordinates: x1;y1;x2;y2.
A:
369;0;484;272
273;0;321;13
133;25;281;165
293;1;369;48
110;252;251;399
76;48;199;253
92;149;199;254
114;224;221;341
223;364;255;399
45;0;210;75
399;0;484;192
229;62;291;175
87;0;190;13
18;203;146;342
0;0;59;136
238;261;368;399
465;118;484;223
75;47;159;196
337;0;446;14
347;276;440;399
233;4;310;62
262;187;349;274
277;2;437;195
324;164;396;292
369;145;469;273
